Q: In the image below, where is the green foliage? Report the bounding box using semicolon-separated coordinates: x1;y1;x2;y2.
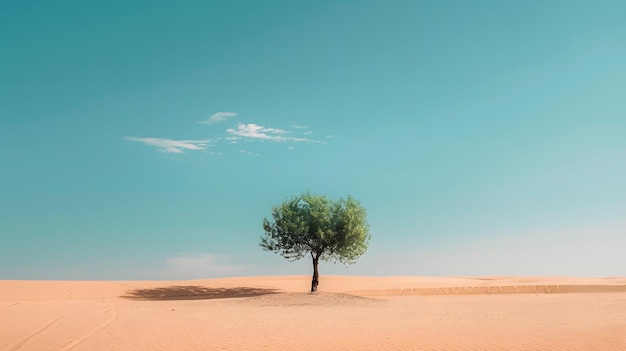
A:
261;193;370;265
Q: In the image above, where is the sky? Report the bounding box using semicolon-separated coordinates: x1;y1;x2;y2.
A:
1;0;625;280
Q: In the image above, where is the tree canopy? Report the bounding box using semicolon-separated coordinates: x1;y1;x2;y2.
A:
261;193;370;292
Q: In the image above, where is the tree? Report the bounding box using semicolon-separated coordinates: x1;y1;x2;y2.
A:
261;193;370;292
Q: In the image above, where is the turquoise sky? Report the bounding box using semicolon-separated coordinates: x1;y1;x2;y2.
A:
2;1;625;279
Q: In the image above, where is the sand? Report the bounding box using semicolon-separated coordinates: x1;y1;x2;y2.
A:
1;276;625;350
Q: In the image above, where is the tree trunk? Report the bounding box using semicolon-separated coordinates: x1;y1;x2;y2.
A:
311;256;319;293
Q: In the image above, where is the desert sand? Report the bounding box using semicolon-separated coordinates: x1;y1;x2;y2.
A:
1;276;625;350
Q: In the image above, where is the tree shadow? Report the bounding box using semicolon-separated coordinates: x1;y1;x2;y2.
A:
124;286;279;301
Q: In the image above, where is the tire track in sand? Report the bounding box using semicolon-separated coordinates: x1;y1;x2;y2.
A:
9;314;68;351
60;310;119;351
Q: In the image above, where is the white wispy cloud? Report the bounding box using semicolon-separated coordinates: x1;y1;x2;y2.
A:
239;150;259;156
198;112;237;125
226;123;322;143
127;115;328;156
155;253;247;279
125;137;211;153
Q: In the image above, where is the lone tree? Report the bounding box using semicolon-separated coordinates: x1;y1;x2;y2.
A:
261;193;370;293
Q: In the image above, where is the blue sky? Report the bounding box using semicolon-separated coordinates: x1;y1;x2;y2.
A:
1;0;625;279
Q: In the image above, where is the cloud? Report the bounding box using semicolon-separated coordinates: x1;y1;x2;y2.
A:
158;253;247;279
333;223;626;277
198;112;237;125
126;118;328;157
226;124;285;140
227;123;322;143
125;137;211;153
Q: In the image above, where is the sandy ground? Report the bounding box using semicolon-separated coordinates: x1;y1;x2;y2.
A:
1;276;625;350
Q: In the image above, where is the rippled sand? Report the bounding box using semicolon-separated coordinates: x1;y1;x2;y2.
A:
2;276;625;350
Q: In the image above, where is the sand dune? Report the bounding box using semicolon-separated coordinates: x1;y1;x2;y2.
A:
1;276;625;350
